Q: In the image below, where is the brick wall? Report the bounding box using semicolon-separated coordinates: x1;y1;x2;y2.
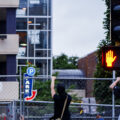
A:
78;51;97;97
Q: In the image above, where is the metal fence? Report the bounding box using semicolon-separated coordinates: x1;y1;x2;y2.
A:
1;101;120;120
13;101;120;120
0;72;21;120
21;76;118;120
0;74;120;120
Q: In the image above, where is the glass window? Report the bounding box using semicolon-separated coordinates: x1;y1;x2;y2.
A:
35;50;47;57
19;0;27;9
48;18;51;30
29;25;34;29
29;0;47;16
28;59;34;64
35;59;47;75
28;30;47;55
18;59;27;65
49;0;51;16
28;30;40;44
35;50;51;57
48;60;51;75
28;18;34;24
28;18;34;29
17;31;27;57
28;30;35;57
48;31;51;49
36;18;47;30
16;0;27;16
16;18;27;30
48;50;51;57
35;31;47;49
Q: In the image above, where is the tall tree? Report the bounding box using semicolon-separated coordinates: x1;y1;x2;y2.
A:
94;0;120;104
53;54;79;69
93;0;112;104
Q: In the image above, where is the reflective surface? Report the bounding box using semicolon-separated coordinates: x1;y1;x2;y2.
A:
29;0;47;16
16;0;52;76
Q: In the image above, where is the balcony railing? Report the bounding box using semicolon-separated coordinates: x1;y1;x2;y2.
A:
0;34;19;54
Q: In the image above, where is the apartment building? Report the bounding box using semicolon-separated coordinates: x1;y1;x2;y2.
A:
0;0;19;77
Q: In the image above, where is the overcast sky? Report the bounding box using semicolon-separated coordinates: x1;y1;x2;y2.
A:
52;0;106;58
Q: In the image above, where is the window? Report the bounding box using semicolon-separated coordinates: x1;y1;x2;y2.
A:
17;31;27;57
29;0;47;16
16;18;27;30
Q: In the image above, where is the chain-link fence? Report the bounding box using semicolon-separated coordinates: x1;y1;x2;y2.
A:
0;74;120;120
20;76;119;120
1;101;120;120
0;74;21;120
13;101;120;120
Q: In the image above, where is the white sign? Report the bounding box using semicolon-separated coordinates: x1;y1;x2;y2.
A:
30;0;40;4
18;47;26;57
28;30;40;44
16;9;26;16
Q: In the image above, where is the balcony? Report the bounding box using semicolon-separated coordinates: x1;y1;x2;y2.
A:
0;34;19;54
0;0;19;8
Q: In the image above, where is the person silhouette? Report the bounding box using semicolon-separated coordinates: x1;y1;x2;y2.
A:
50;76;72;120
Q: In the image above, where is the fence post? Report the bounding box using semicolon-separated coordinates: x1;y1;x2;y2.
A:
27;107;29;120
12;101;15;120
20;67;22;117
23;74;25;116
112;70;115;120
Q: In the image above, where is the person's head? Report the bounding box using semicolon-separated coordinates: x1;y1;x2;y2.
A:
57;83;66;95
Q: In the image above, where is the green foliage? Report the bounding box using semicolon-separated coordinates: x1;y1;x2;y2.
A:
34;79;79;101
68;84;76;89
34;80;52;101
52;72;59;77
94;0;120;104
53;53;79;69
93;0;113;104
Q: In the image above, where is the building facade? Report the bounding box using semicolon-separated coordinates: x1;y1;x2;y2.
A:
78;51;97;97
0;0;19;77
16;0;52;77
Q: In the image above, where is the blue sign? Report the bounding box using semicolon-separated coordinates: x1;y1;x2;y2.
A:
24;74;33;98
27;67;36;76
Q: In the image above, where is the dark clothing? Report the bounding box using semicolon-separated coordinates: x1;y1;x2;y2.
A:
52;94;72;120
113;86;120;98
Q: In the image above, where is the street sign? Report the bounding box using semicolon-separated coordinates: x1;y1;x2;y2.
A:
27;67;36;76
24;67;37;101
24;74;33;98
102;46;120;70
